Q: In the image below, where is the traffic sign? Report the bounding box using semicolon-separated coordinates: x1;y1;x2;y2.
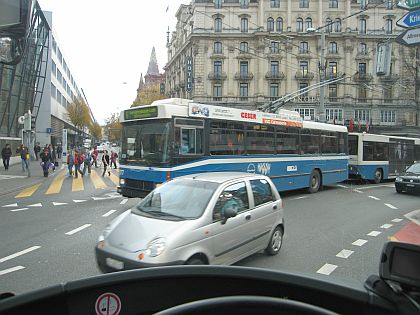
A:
396;28;420;46
397;10;420;28
397;0;420;10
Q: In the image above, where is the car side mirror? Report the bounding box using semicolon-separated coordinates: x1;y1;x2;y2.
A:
221;207;237;225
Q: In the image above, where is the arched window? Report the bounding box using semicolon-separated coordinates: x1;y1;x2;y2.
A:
305;17;312;30
326;18;333;33
385;18;393;34
359;19;366;34
214;42;222;54
215;18;222;32
267;17;274;32
335;18;341;32
276;17;283;32
359;42;367;55
329;42;337;53
299;41;309;54
296;18;303;32
241;17;248;32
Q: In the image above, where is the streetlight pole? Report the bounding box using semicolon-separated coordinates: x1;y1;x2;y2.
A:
319;29;326;123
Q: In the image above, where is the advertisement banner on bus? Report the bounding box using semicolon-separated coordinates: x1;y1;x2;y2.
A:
188;103;303;127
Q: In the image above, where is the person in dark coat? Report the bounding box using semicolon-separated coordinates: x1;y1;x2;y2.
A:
40;148;51;177
34;143;41;161
1;144;12;170
102;150;111;177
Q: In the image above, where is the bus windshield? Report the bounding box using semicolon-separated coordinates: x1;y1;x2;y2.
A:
121;121;171;166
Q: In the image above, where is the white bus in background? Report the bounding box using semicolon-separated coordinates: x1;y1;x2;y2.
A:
83;139;92;148
348;132;420;183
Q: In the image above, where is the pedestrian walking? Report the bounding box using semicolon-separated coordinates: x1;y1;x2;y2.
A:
67;151;74;176
83;149;92;175
40;147;51;177
74;150;84;178
102;150;111;177
16;144;29;172
34;143;41;161
1;143;12;171
110;151;118;169
92;148;99;168
56;144;62;159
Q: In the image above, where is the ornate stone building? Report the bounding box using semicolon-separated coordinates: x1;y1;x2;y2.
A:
165;0;420;137
136;47;166;97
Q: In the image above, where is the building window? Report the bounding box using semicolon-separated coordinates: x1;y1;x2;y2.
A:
328;84;338;102
386;0;393;9
305;17;312;30
329;42;337;53
299;0;309;8
270;61;279;74
51;83;56;99
214;0;222;9
299;82;309;100
214;42;222;54
267;17;274;32
240;41;249;53
358;62;367;78
299;41;309;53
296;18;303;32
215;18;222;32
270;83;279;100
359;42;368;54
240;83;249;99
360;0;367;9
383;87;393;102
359;19;366;34
355;109;370;122
51;61;56;77
380;110;396;124
240;0;249;8
325;18;332;33
358;86;367;102
335;18;341;32
52;36;57;54
295;108;315;120
240;61;249;76
271;41;280;53
241;18;248;32
326;109;342;121
214;60;222;77
213;84;222;101
57;69;62;85
276;17;283;32
329;0;338;8
57;48;62;64
328;61;338;79
300;60;308;77
271;0;280;8
385;19;393;34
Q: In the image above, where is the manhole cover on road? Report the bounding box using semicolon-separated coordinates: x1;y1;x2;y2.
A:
404;209;420;226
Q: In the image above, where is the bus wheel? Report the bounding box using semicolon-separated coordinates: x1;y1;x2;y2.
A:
373;169;383;184
308;170;321;193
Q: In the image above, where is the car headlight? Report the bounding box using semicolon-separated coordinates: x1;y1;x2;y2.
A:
395;177;403;182
145;238;166;257
120;178;125;185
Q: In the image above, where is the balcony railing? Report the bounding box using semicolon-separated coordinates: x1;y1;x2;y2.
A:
265;71;285;80
208;71;227;80
353;73;373;82
234;72;254;80
295;71;314;80
325;71;345;80
378;74;399;82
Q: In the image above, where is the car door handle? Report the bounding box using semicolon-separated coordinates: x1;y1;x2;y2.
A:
245;214;251;221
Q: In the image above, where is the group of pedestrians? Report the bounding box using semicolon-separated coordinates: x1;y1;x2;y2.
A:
66;148;118;178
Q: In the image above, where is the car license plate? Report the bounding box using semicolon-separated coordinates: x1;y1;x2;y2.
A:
106;257;124;270
407;184;415;187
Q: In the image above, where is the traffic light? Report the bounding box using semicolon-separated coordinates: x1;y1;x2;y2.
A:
31;114;36;131
160;83;165;96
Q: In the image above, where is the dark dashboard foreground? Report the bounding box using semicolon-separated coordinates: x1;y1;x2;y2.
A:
0;266;396;315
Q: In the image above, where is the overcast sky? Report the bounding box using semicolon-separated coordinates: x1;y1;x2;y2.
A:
37;0;190;124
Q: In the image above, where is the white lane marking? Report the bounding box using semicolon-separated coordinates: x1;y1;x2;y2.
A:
352;239;368;246
102;210;117;217
28;203;42;207
336;184;348;188
404;209;420;225
0;246;41;263
316;263;337;275
356;184;394;190
368;196;380;201
52;202;68;206
73;200;87;203
2;203;18;208
10;208;29;212
0;266;25;276
381;224;393;229
92;196;120;201
353;189;363;194
384;203;398;210
336;249;354;259
292;196;310;200
367;231;382;237
65;224;92;235
392;218;403;223
120;199;128;205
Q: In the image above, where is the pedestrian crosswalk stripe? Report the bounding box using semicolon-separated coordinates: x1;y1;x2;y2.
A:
109;172;119;186
72;175;84;192
46;170;66;195
15;183;42;198
90;169;107;189
0;175;26;180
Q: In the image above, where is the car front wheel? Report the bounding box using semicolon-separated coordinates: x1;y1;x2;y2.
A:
265;226;283;256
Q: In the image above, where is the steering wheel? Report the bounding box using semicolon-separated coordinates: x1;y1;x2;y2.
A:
154;295;339;315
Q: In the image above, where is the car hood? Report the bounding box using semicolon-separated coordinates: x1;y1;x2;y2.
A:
401;173;420;179
106;211;189;252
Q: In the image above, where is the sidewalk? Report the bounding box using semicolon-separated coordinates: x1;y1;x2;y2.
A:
0;159;62;196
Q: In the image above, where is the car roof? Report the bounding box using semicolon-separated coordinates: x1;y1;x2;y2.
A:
175;172;265;184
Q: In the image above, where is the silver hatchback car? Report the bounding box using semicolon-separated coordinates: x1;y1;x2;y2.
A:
95;172;284;272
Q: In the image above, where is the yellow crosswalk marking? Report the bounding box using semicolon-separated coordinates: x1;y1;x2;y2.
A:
72;174;84;192
15;183;42;198
90;169;107;189
109;172;119;186
46;170;66;194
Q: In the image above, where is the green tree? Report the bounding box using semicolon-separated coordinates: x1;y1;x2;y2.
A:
132;83;165;107
105;112;122;143
89;122;102;142
67;98;91;134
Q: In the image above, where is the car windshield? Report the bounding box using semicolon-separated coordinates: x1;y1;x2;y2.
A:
133;179;219;220
406;163;420;174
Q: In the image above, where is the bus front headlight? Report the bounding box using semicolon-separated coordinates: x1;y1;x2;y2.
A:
120;178;125;185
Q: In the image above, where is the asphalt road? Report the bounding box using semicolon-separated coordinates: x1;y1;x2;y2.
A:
0;176;419;295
